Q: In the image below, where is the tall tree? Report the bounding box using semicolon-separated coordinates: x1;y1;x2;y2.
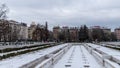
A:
111;32;117;41
0;4;10;41
45;21;49;41
0;4;9;19
92;28;104;42
79;25;89;42
0;20;11;42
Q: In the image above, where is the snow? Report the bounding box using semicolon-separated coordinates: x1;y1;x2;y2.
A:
104;59;120;68
87;43;120;56
87;43;120;67
0;44;67;68
1;43;120;68
35;57;52;68
53;45;103;68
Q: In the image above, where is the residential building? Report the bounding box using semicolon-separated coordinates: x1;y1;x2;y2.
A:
28;22;37;40
19;23;28;40
53;26;61;42
115;28;120;40
9;20;20;41
69;27;79;42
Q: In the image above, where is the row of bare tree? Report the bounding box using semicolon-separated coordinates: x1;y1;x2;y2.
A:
32;23;49;42
0;4;10;42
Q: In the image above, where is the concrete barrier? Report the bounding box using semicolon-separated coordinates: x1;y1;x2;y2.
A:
20;56;47;68
92;50;103;64
104;59;120;68
111;56;120;65
34;45;72;68
20;44;69;68
85;43;120;68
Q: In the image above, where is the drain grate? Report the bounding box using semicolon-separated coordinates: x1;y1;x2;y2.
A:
65;64;71;67
84;65;90;68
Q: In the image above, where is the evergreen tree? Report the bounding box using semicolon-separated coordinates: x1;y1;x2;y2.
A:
79;25;89;42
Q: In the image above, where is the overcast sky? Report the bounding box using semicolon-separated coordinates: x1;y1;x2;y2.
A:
0;0;120;31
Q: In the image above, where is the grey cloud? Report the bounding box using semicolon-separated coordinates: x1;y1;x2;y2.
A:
1;0;120;30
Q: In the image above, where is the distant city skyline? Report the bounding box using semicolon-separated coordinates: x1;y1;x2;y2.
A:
0;0;120;31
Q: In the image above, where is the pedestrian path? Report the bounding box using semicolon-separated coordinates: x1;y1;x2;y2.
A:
53;45;103;68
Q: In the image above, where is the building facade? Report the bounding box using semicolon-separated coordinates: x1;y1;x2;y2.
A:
53;26;79;42
53;26;61;42
19;23;28;41
0;20;28;42
69;27;79;42
28;22;37;40
115;28;120;40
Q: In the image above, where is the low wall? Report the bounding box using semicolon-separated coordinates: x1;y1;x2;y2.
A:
104;59;120;68
20;44;70;68
84;43;120;68
35;44;72;68
111;56;120;65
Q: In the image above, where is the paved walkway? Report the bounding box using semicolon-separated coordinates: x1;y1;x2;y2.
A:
53;45;104;68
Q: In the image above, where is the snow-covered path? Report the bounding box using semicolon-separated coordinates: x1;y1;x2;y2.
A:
53;45;103;68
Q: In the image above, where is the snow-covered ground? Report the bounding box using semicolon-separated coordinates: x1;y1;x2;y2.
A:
0;44;67;68
53;45;103;68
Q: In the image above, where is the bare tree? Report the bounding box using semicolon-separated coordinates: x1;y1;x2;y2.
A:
0;4;9;19
0;4;10;42
0;20;11;42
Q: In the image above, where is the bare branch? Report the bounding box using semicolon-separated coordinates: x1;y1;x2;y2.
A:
0;4;9;19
